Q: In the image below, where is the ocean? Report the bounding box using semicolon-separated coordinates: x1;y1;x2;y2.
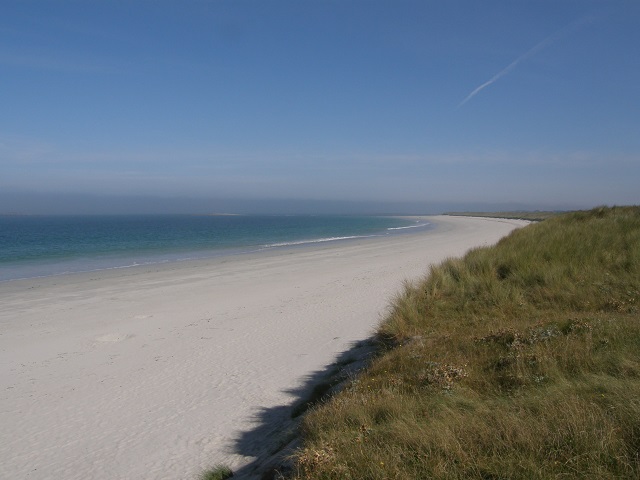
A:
0;215;431;282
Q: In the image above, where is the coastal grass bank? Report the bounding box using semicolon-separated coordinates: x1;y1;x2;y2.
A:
290;206;640;479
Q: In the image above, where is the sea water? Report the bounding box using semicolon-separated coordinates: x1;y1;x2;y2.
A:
0;215;431;282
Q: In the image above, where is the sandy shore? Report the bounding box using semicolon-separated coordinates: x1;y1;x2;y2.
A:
0;215;528;479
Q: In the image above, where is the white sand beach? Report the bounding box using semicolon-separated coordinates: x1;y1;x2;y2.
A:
0;216;528;480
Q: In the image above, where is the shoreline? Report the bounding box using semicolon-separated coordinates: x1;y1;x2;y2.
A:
0;215;528;479
0;216;431;284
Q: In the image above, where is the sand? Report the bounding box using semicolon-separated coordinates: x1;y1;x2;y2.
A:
0;215;528;479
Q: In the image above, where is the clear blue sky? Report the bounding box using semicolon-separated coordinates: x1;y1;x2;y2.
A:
2;1;639;213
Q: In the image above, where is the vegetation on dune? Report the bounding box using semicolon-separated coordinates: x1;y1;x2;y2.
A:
445;211;564;221
291;206;640;479
199;465;233;480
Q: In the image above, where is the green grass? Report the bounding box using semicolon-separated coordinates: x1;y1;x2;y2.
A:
199;465;233;480
291;206;640;479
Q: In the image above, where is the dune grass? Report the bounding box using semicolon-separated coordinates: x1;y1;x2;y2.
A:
199;465;233;480
291;206;640;479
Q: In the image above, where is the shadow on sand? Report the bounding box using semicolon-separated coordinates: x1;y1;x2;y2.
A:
228;338;380;479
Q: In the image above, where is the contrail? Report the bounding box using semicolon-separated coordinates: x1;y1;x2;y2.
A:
458;16;595;107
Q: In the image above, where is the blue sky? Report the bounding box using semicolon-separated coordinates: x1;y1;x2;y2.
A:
1;1;639;213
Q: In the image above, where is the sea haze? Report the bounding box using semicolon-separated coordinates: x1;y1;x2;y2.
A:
0;215;431;282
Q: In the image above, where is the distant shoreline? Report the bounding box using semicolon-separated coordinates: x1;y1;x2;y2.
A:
445;210;565;221
0;215;427;283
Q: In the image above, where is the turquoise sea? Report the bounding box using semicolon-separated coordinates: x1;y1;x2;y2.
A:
0;215;431;282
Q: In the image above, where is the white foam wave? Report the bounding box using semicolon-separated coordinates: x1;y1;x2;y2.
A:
387;223;430;231
264;234;381;248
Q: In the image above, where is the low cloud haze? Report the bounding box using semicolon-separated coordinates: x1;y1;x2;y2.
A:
0;191;593;216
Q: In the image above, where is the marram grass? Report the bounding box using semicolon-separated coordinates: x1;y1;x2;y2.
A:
292;206;640;479
199;465;233;480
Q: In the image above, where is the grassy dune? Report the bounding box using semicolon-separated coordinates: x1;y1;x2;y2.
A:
292;206;640;479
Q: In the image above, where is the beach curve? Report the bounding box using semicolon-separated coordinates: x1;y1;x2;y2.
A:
0;215;528;480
